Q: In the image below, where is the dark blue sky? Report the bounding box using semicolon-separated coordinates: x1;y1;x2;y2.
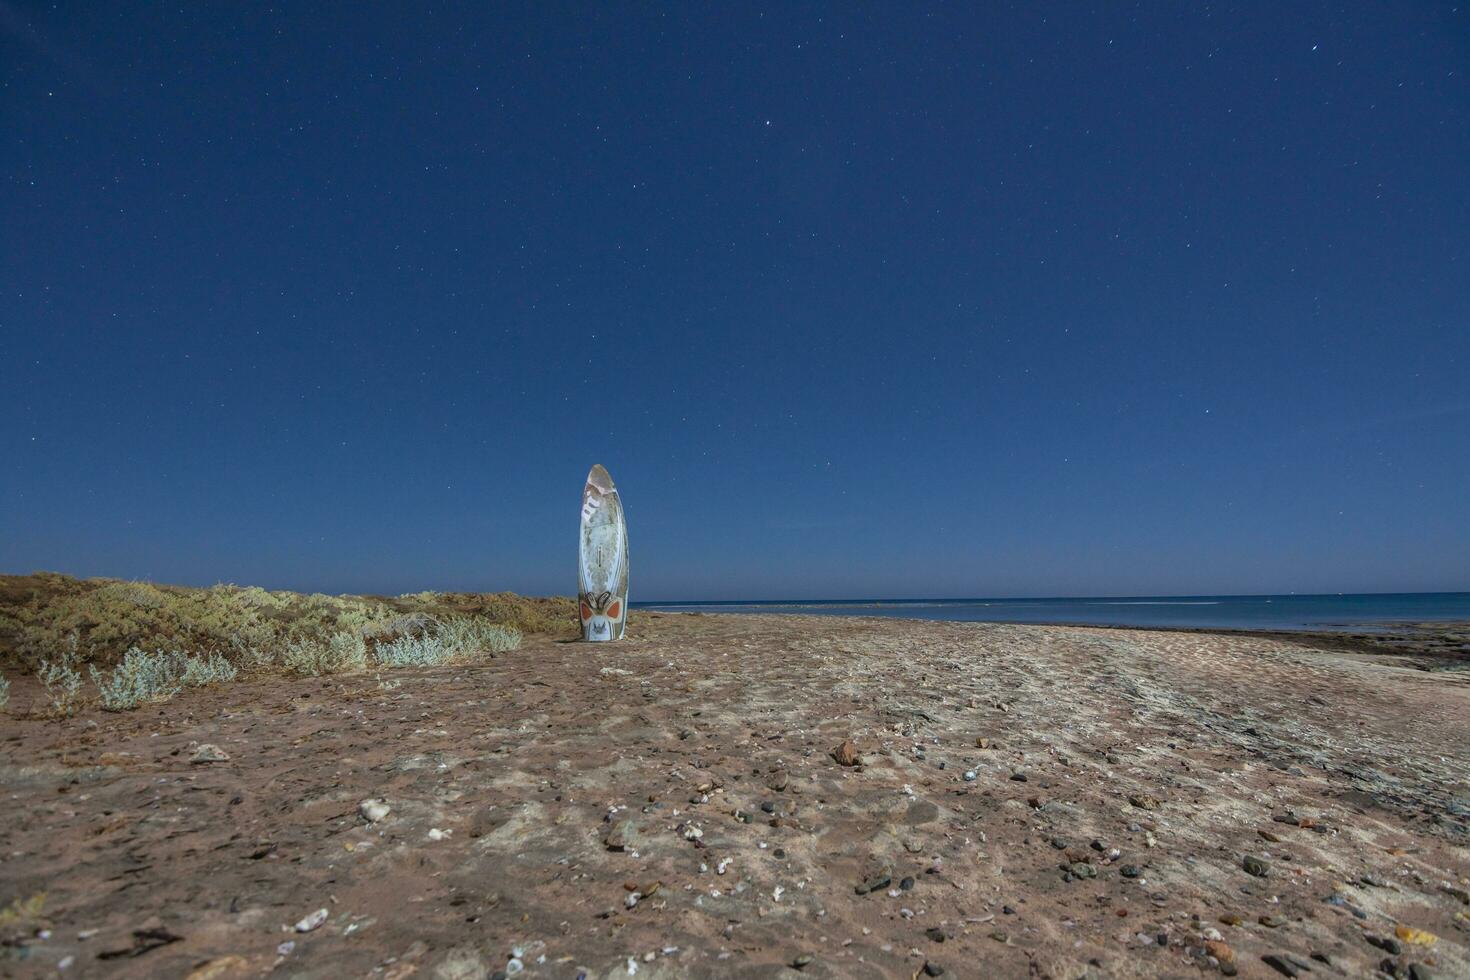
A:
3;3;1467;599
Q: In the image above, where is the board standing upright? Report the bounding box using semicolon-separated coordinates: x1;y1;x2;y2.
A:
578;464;629;640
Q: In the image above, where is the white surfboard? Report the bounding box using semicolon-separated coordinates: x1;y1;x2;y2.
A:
578;464;629;640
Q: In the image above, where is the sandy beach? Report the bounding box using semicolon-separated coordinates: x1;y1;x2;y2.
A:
2;612;1467;979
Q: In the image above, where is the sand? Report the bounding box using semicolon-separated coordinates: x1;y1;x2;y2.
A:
1;613;1467;979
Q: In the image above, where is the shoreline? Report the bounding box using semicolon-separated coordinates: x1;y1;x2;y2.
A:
2;611;1466;978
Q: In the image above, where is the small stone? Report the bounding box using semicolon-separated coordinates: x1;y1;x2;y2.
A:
963;771;977;782
1395;924;1437;946
1068;862;1097;879
832;740;861;767
1120;865;1141;878
923;962;945;977
1009;771;1028;782
1128;794;1160;810
855;870;892;895
1090;838;1107;852
1002;905;1016;915
1258;828;1282;842
899;876;915;891
1242;855;1270;878
604;819;637;851
1259;915;1286;928
925;927;945;943
1408;964;1437;980
989;930;1008;943
974;737;991;749
760;801;776;813
1050;837;1069;849
191;744;229;763
1204;939;1235;963
791;954;814;970
358;799;390;823
767;771;789;792
294;908;328;933
1261;953;1299;977
1219;913;1242;926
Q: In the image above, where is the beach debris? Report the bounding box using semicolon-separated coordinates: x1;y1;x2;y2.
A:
358;799;390;823
294;908;328;933
832;740;861;767
190;744;229;763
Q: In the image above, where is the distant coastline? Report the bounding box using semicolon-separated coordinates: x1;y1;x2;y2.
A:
634;592;1470;633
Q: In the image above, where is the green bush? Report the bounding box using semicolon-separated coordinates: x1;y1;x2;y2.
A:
38;645;84;716
284;631;367;676
181;652;238;686
90;648;185;711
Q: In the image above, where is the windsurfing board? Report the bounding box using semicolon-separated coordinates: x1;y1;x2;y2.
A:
578;464;629;640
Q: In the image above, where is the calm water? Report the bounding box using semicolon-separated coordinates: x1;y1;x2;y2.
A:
635;593;1470;632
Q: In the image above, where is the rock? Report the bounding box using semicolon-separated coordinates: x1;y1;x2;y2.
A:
191;744;230;763
963;771;977;782
1204;939;1235;963
832;740;861;767
1366;934;1401;954
855;870;892;895
358;799;390;823
766;771;789;792
1261;953;1299;977
1120;865;1141;878
1242;855;1270;877
186;957;250;980
791;954;814;970
1395;924;1437;946
974;737;991;748
1219;913;1242;926
925;927;945;942
1258;915;1286;928
1409;964;1436;980
1128;794;1160;810
923;962;945;977
604;818;638;851
1009;771;1028;782
899;876;915;891
1442;885;1469;905
1068;862;1097;879
294;908;328;933
1089;838;1107;852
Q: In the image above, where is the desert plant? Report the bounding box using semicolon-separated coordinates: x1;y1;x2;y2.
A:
437;617;521;655
373;632;454;668
181;652;238;686
90;647;185;711
284;631;366;676
38;638;85;716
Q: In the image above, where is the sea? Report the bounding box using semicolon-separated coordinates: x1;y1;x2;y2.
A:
634;593;1470;633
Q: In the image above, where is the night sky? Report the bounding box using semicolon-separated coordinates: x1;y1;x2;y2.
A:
3;4;1467;600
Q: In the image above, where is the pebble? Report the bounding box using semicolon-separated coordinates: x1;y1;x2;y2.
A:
1128;794;1160;810
790;954;813;970
963;771;977;782
191;744;230;763
294;908;328;933
855;871;892;895
1258;915;1286;928
604;819;637;851
1067;862;1097;879
1242;855;1270;878
358;799;390;823
1261;953;1299;977
832;740;861;767
1120;865;1141;878
1009;771;1028;782
925;927;945;943
1204;939;1235;963
1408;964;1437;980
900;876;915;891
923;962;945;977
